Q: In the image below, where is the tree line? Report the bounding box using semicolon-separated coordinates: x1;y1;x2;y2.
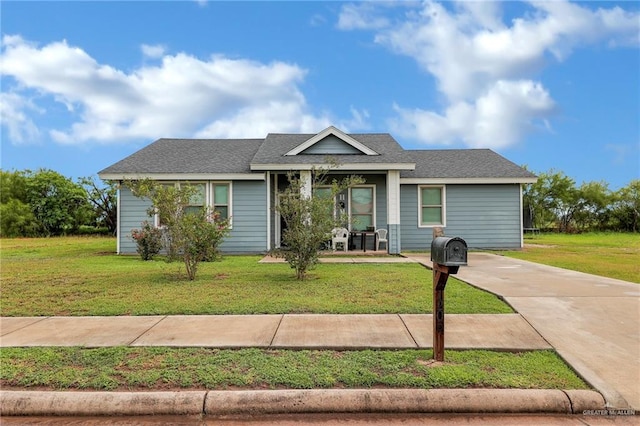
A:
1;168;638;238
523;170;639;233
0;169;117;237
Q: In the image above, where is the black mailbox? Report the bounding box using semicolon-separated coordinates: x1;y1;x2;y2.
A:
431;236;468;266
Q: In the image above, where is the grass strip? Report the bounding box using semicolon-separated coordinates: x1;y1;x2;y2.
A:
0;347;589;391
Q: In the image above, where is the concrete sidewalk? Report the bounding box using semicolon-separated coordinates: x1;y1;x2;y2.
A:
0;313;549;351
406;252;640;411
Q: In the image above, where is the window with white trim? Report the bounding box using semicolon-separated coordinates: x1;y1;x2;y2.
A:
154;181;232;227
184;182;206;216
419;186;445;227
211;182;231;221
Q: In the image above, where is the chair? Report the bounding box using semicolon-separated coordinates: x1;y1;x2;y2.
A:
331;227;349;252
375;229;388;251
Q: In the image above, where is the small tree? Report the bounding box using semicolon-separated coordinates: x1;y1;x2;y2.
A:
176;210;230;280
274;166;363;280
127;179;230;280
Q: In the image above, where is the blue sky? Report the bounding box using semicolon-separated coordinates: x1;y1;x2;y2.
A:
2;1;638;189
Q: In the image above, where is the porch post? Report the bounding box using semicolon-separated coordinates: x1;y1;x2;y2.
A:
300;170;312;200
386;170;401;254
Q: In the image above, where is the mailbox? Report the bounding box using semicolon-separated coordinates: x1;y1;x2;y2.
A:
431;236;468;266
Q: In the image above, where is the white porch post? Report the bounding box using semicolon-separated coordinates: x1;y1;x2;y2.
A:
387;170;401;254
300;170;312;200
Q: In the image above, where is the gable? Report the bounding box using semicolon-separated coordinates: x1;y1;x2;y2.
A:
285;126;379;156
299;135;364;155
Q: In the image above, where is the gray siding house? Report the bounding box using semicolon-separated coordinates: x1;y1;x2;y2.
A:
99;126;536;254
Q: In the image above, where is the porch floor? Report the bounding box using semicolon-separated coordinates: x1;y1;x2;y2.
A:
259;251;417;264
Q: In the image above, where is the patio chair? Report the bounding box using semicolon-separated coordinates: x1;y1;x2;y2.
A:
375;228;388;251
331;227;349;252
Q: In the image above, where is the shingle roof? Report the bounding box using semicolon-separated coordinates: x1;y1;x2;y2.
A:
399;149;536;179
98;132;536;181
99;138;263;175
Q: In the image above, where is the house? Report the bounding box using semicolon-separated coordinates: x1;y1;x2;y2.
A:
98;126;537;254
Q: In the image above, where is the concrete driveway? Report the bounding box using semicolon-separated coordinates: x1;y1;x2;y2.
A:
430;252;640;411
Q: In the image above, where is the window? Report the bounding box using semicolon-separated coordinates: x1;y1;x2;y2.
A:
154;182;232;227
184;183;206;216
350;186;375;231
211;183;231;221
419;186;445;227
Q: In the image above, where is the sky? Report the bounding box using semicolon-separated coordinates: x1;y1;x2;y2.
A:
1;0;639;190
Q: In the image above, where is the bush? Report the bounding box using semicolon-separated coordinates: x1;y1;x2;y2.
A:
176;210;230;280
131;221;163;261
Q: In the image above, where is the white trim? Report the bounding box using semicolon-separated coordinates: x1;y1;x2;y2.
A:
266;172;271;251
401;177;537;184
300;170;312;200
99;173;264;181
519;183;524;248
116;187;121;254
387;170;401;226
285;126;379;156
418;185;446;228
251;163;415;171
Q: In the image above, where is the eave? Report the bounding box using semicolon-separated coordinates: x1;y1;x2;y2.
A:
250;162;416;171
400;177;538;184
98;172;266;181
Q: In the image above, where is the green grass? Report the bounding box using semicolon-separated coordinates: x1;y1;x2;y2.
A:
500;232;640;283
0;237;512;316
0;347;589;391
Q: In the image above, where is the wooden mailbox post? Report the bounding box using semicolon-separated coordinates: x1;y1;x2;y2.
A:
431;228;467;362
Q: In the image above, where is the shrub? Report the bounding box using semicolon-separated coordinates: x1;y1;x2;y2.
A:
176;210;230;280
131;221;163;261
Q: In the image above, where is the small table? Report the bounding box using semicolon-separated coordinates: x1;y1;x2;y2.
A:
351;231;377;252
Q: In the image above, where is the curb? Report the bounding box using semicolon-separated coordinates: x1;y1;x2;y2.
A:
1;389;605;416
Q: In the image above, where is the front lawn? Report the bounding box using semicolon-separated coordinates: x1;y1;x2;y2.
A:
501;232;639;283
0;347;588;391
0;237;512;316
1;237;588;393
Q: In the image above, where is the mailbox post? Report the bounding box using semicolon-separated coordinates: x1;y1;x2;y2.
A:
430;230;467;362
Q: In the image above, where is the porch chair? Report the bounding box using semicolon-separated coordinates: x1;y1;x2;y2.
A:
331;227;349;252
375;228;388;251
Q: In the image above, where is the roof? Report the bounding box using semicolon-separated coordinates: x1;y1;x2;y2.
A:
400;149;537;181
99;138;262;176
98;127;536;183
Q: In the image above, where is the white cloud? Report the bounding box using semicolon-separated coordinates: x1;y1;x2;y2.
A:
0;35;338;145
337;3;390;31
0;91;42;144
342;0;640;149
390;80;555;148
141;44;166;59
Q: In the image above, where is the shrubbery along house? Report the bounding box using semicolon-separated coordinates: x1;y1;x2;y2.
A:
99;126;537;254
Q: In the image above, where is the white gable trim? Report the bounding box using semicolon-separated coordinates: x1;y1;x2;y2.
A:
285;126;379;156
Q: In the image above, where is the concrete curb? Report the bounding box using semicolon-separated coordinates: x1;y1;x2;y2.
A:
1;389;605;416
